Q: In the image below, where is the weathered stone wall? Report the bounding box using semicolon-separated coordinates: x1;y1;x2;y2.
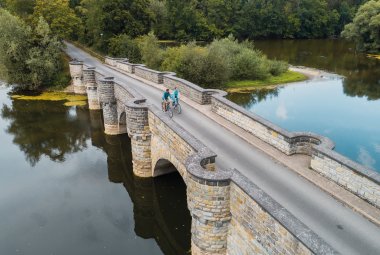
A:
105;57;128;67
83;67;101;110
311;146;380;208
228;171;336;255
211;95;295;154
163;74;217;105
126;103;152;177
116;60;142;74
135;66;165;84
211;94;380;207
98;77;119;135
69;61;86;94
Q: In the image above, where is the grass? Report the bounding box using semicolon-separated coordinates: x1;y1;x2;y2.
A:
225;70;308;92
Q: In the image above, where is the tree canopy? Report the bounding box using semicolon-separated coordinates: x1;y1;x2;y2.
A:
342;0;380;52
0;9;66;90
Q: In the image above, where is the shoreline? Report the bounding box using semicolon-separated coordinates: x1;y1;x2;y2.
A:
226;66;341;93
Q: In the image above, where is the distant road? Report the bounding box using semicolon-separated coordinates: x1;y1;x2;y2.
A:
65;42;380;255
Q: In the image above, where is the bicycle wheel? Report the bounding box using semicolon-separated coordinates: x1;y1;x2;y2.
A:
168;108;173;118
176;103;182;114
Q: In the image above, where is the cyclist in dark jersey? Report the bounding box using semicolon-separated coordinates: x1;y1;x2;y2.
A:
162;88;171;111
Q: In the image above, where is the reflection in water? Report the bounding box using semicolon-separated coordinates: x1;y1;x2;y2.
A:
0;87;190;255
102;133;191;255
254;39;380;100
226;88;279;109
1;98;91;166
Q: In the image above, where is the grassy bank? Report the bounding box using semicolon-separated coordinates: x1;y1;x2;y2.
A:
225;70;307;92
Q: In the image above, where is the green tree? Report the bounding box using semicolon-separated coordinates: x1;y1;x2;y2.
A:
0;9;65;90
4;0;36;18
33;0;82;39
342;0;380;52
79;0;153;51
108;34;142;63
138;32;164;69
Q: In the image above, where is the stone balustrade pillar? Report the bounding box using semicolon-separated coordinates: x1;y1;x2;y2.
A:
69;60;86;94
187;175;231;255
98;77;119;135
83;67;101;110
126;105;152;177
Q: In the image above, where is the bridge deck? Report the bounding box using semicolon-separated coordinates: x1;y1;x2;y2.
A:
65;43;380;255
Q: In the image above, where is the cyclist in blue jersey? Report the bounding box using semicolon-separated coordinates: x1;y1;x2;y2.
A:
162;88;171;112
171;86;179;106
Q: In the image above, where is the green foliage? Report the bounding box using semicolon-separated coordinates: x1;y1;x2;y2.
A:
108;34;142;63
0;10;64;90
78;0;153;51
141;36;287;88
33;0;83;40
268;60;289;76
138;32;164;70
4;0;36;18
342;0;380;52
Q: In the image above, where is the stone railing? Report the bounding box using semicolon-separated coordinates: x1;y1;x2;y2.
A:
105;56;128;67
134;66;167;84
211;94;334;156
163;74;225;105
229;170;336;255
311;145;380;208
211;93;380;208
116;60;143;74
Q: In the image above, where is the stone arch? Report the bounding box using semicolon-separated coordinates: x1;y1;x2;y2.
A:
118;111;127;131
153;158;178;177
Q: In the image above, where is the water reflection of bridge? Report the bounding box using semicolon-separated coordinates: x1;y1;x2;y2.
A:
89;110;191;255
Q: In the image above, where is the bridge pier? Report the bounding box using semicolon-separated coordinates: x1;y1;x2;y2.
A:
187;175;231;255
69;60;86;94
126;105;152;177
98;77;119;135
83;67;101;110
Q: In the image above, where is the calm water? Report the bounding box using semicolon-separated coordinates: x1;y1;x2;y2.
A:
228;39;380;171
0;85;190;255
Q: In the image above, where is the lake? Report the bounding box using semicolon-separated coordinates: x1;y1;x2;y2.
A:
227;39;380;172
0;85;190;255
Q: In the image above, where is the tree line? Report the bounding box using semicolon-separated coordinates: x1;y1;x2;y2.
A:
0;0;378;90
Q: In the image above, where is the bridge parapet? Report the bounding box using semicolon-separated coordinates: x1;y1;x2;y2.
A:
211;93;380;208
105;56;128;67
115;60;143;74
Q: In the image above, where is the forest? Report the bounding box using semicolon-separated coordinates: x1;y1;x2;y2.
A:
0;0;378;90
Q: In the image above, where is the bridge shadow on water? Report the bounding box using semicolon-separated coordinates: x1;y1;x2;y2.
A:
90;110;192;255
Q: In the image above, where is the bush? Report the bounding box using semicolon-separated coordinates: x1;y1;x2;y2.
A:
232;49;270;80
108;34;142;63
268;60;289;76
138;32;164;69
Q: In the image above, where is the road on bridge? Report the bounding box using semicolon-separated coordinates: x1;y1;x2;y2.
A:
65;43;380;255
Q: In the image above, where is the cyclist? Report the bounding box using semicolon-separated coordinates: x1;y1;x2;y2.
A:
171;86;179;106
162;88;171;112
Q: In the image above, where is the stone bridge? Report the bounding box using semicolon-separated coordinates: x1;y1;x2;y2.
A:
67;43;380;255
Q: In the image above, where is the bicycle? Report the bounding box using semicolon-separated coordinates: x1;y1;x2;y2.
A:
163;100;181;118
